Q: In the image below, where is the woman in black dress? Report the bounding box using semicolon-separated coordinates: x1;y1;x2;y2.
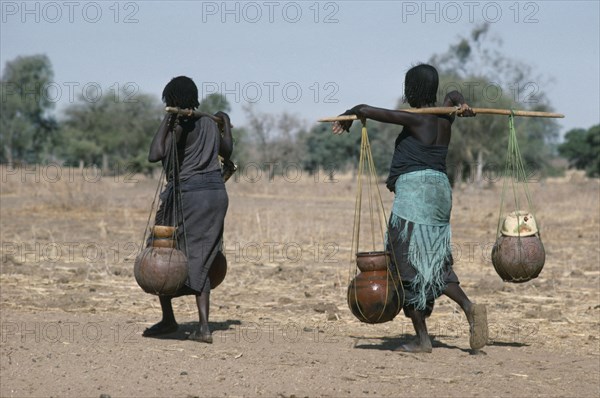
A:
144;76;233;343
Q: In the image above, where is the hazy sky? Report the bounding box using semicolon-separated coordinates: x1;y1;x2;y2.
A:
2;0;599;136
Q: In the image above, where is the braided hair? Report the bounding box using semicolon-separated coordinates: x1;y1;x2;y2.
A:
161;76;200;109
403;64;439;108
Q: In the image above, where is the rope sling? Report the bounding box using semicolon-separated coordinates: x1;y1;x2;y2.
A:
141;115;189;253
492;113;546;282
496;113;537;235
347;121;404;324
134;115;190;295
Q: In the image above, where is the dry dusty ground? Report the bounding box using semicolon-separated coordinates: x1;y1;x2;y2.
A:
1;165;599;397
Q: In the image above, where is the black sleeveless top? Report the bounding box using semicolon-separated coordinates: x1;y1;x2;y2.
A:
385;115;452;192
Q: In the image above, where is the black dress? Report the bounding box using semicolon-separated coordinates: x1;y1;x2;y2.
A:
154;116;228;294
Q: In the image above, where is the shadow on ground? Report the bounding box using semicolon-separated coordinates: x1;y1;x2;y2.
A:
141;319;242;340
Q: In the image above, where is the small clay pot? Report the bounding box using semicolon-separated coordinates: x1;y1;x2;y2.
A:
356;251;390;272
151;238;176;248
152;225;176;239
491;235;545;283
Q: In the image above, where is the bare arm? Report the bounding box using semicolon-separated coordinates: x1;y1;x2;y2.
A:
332;94;474;136
148;114;185;162
332;104;423;135
215;111;233;159
148;115;173;163
443;90;475;118
353;105;424;126
443;90;465;107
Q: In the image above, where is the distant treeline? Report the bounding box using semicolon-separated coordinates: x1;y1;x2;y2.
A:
2;25;598;180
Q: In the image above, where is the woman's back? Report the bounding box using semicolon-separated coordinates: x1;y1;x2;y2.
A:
406;113;453;146
177;117;222;181
386;114;453;191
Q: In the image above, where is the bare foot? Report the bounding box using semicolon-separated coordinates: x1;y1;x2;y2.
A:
189;330;212;344
189;324;212;344
142;320;178;337
467;304;488;350
394;339;432;353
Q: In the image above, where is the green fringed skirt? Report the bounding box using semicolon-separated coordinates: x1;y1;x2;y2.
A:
386;169;459;316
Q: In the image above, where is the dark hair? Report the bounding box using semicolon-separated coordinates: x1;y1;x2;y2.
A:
162;76;200;109
404;64;439;108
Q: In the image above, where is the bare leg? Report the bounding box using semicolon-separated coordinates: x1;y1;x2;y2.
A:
395;307;432;353
443;282;473;320
142;296;178;337
197;290;211;336
443;282;488;350
189;288;212;343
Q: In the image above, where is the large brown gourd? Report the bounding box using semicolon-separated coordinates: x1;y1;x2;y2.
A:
134;247;188;295
491;211;545;283
134;226;228;294
347;251;403;324
134;226;188;295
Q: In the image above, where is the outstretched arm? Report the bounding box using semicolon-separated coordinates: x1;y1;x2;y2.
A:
355;105;425;125
332;104;424;135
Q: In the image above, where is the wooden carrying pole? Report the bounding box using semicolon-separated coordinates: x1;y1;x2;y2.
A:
318;107;564;122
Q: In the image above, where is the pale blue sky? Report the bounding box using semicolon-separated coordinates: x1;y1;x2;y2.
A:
2;0;599;136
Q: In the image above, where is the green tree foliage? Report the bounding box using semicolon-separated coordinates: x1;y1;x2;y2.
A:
301;122;358;175
300;24;560;182
57;89;162;172
430;23;560;183
58;90;244;174
299;119;399;180
0;54;57;163
198;93;231;114
558;125;600;177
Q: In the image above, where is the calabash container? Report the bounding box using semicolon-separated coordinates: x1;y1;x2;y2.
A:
491;211;545;283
